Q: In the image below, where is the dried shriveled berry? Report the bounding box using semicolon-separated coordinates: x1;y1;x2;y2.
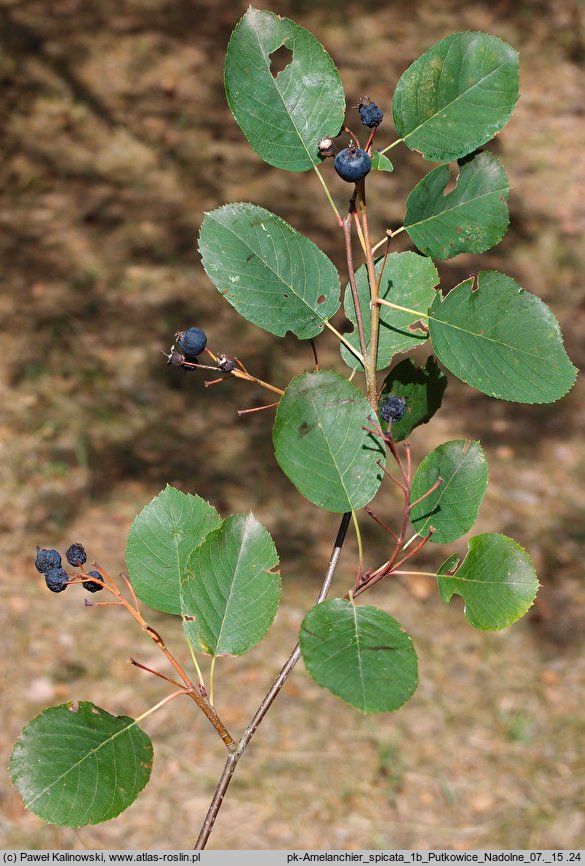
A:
358;98;383;128
66;543;87;567
83;570;104;593
166;351;186;367
217;354;236;372
35;548;62;574
45;567;69;593
380;396;406;422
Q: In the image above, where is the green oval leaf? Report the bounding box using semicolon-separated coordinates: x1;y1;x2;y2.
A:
300;599;418;713
199;203;340;339
404;151;509;260
126;485;221;615
378;356;447;442
370;151;394;172
273;371;384;512
10;702;152;827
410;440;488;543
437;533;540;630
429;271;577;404
181;513;280;656
341;252;439;372
225;7;345;172
392;32;519;161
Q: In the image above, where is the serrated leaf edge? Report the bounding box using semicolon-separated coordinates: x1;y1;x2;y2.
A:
198;202;341;339
394;31;519;161
437;532;541;631
10;701;152;827
429;270;578;404
410;438;488;542
224;7;345;171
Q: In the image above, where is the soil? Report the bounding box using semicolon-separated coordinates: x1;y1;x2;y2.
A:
1;0;584;850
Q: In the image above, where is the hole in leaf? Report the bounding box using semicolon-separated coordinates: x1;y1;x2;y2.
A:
407;320;428;334
317;295;326;304
269;43;293;78
442;164;459;196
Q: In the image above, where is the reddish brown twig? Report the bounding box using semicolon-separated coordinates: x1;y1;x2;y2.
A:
237;401;280;416
129;657;185;690
409;477;443;511
364;506;399;543
86;563;235;752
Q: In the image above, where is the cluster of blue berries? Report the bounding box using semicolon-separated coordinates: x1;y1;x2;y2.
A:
380;396;406;423
35;548;67;592
35;543;103;594
320;97;383;184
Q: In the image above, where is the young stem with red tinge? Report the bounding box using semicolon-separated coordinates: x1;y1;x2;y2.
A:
350;427;441;597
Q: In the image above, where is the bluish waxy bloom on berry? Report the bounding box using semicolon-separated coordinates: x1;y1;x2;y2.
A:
334;147;371;183
358;98;383;128
45;567;69;593
380;396;406;422
35;548;62;574
83;570;104;593
66;543;87;567
177;327;207;359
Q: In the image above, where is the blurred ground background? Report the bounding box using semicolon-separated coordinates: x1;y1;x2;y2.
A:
1;0;585;851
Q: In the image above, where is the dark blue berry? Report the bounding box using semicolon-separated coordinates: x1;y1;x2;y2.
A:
334;147;371;183
380;396;406;422
66;543;87;567
35;548;62;574
45;567;69;593
177;327;207;359
83;570;104;593
359;101;383;128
